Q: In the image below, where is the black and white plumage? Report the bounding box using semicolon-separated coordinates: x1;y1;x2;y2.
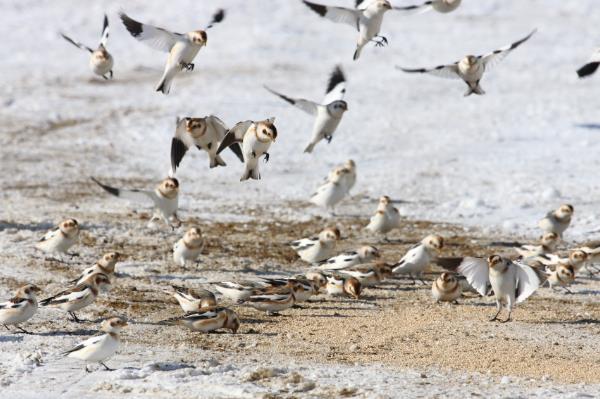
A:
392;235;444;283
70;252;121;286
216;118;278;181
538;204;573;238
37;219;80;255
397;29;537;96
290;227;341;264
160;307;239;333
60;14;113;79
457;255;544;322
63;317;127;371
166;286;217;313
91;177;180;228
119;9;225;94
316;246;380;270
265;65;348;153
170;116;243;175
382;0;461;13
303;0;395;60
577;48;600;78
0;285;41;334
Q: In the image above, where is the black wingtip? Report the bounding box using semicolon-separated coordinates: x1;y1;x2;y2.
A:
91;177;120;197
103;14;109;32
303;1;327;17
325;65;346;95
577;62;599;78
209;8;225;27
119;12;143;37
264;85;296;105
229;143;245;163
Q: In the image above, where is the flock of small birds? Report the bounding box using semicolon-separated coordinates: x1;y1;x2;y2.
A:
2;0;600;374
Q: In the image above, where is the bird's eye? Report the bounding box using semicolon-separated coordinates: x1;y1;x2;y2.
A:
262;129;267;134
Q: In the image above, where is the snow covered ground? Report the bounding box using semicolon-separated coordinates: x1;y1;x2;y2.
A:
2;0;600;397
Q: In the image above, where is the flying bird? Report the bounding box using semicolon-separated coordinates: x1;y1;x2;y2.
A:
61;14;113;79
170;116;243;175
364;0;461;13
91;177;181;228
265;65;348;153
120;9;225;94
397;29;537;96
303;0;405;60
216;118;278;181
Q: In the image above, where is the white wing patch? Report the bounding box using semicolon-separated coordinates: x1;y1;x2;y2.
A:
457;257;490;296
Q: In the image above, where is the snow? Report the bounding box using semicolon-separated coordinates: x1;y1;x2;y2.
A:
2;0;600;397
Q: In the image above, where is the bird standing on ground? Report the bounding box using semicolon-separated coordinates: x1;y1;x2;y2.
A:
0;285;42;334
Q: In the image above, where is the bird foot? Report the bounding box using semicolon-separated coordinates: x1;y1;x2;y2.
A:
325;135;333;144
373;36;388;47
263;153;270;163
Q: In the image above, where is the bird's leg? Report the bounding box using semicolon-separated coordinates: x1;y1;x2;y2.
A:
69;312;81;323
179;62;194;71
372;35;388;47
263;153;270;163
489;304;502;322
69;252;80;259
408;275;416;285
562;286;573;294
251;151;257;158
16;326;32;334
100;362;115;371
452;300;459;305
418;275;427;285
500;311;512;323
109;70;113;79
3;324;10;331
85;365;92;373
325;135;333;144
102;75;109;81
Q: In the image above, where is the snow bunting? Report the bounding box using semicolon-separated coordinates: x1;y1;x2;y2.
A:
310;167;351;212
257;277;318;303
40;273;111;322
538;204;573;238
577;48;600;78
457;255;543;322
303;0;404;60
167;285;217;313
170;116;244;174
216;118;278;181
173;227;204;267
161;306;239;333
63;316;127;372
397;29;536;96
317;245;380;270
392;235;444;283
324;273;361;299
529;250;588;273
61;14;113;79
514;232;559;258
91;177;180;228
290;227;341;264
71;252;121;286
431;272;462;303
213;280;269;303
120;9;225;94
0;285;41;334
390;0;461;13
336;262;392;286
545;264;575;294
239;290;296;315
37;219;80;256
305;270;328;290
365;196;401;237
265;65;347;153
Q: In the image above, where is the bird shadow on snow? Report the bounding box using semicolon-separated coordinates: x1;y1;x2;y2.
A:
0;335;24;343
37;328;97;337
575;123;600;130
539;318;600;325
0;221;54;233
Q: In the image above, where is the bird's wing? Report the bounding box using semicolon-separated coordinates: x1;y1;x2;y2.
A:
264;86;319;116
41;285;90;306
170;118;195;173
290;238;317;251
62;334;104;356
0;297;29;310
303;1;361;30
480;29;537;71
207;115;244;163
205;9;226;29
393;1;434;12
60;33;93;53
182;309;219;321
39;227;60;242
456;257;490;296
396;64;461;79
216;120;253;155
434;257;465;272
323;65;347;104
91;177;156;204
513;261;543;303
577;50;600;78
99;14;109;47
119;13;183;52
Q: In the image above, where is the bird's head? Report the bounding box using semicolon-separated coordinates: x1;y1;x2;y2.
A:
159;177;179;198
18;284;42;298
487;255;509;271
101;316;128;333
423;234;444;251
320;227;341;243
256;120;278;142
359;245;381;260
188;30;207;46
184;227;203;247
59;219;80;237
556;204;574;219
185;117;207;138
224;309;240;333
344;277;362;299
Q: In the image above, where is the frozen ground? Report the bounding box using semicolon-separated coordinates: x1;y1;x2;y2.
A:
1;0;600;398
